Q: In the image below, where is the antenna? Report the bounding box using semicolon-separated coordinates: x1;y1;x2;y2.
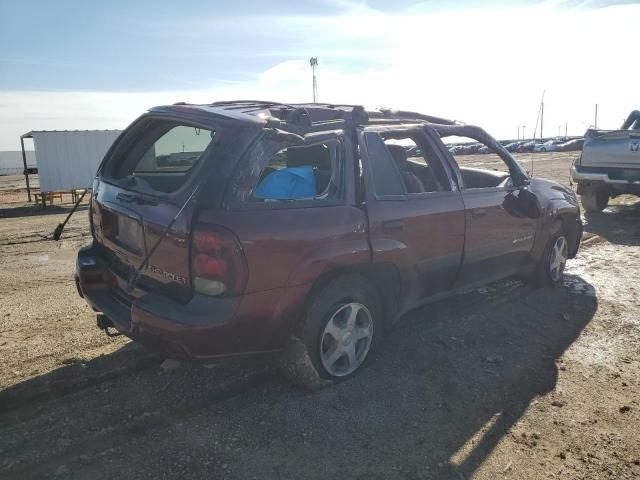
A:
310;57;318;103
530;89;545;176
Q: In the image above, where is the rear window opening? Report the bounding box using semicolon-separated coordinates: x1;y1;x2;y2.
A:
103;120;216;194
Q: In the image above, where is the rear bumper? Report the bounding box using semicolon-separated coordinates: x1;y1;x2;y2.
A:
76;243;308;361
571;166;640;185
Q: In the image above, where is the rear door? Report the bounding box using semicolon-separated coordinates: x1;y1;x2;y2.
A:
93;117;229;302
359;126;466;311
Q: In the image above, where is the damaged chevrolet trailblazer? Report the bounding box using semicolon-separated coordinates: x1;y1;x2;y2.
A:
75;101;582;388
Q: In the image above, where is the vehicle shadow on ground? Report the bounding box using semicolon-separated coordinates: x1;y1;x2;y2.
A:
0;203;88;220
583;200;640;246
0;275;597;480
362;273;598;479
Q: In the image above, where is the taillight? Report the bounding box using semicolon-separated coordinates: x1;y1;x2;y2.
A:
191;225;248;296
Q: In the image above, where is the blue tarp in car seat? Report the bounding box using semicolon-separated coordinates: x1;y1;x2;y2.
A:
254;166;317;200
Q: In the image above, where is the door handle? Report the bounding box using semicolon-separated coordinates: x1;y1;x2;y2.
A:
471;208;487;219
382;220;405;234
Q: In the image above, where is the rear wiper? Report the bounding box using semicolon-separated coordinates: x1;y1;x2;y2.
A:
125;183;202;293
116;192;158;206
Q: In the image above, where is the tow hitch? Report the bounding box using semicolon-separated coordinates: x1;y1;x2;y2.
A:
96;314;122;337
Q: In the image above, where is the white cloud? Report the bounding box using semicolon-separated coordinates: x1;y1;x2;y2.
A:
258;60;310;86
1;2;638;150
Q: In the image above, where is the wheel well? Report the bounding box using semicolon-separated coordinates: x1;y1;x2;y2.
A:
303;263;400;327
556;213;580;257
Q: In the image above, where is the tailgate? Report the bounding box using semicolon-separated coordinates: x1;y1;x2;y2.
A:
92;181;192;302
582;129;640;169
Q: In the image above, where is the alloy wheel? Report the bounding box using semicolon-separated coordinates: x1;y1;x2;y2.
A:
319;302;373;377
549;236;568;282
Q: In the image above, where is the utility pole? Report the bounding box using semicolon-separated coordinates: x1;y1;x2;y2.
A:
540;101;544;141
565;122;568;138
594;103;598;129
517;126;520;140
310;57;318;103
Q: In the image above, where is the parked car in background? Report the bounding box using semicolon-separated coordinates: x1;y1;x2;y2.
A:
557;138;584;152
76;101;582;388
535;139;566;152
517;141;539;153
571;110;640;212
465;144;483;154
504;142;520;152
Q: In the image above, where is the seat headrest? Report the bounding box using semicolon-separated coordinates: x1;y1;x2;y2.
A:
286;144;330;170
386;144;408;167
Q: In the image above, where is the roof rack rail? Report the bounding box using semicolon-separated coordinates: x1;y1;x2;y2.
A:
177;100;456;130
373;109;458;126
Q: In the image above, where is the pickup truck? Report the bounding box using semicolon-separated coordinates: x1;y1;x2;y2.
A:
571;110;640;212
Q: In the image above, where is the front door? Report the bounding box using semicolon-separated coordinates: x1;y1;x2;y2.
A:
432;126;538;287
458;186;537;286
359;127;466;312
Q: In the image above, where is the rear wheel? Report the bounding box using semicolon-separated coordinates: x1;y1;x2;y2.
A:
531;221;569;286
580;184;609;212
281;275;383;390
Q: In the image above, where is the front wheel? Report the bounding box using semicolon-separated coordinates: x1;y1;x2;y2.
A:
281;275;383;390
530;221;569;286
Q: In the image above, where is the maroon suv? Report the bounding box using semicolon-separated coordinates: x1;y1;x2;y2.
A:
76;101;582;387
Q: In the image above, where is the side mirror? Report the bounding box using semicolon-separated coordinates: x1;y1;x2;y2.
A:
503;186;540;219
518;176;531;188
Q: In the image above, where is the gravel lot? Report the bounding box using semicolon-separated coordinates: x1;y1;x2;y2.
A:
1;151;639;479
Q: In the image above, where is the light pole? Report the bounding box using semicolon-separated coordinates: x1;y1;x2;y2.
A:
310;57;318;103
522;125;526;140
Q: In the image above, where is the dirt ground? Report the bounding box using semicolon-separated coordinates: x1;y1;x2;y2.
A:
1;151;639;479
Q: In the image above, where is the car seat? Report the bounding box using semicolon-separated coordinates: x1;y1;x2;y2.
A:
286;144;332;194
385;145;426;193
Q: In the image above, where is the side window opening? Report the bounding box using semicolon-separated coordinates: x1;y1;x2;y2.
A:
250;141;341;202
441;134;517;189
382;136;451;194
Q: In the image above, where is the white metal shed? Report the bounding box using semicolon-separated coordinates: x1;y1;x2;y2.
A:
21;129;122;199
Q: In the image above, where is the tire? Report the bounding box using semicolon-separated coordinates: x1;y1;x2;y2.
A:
530;221;569;287
580;184;608;212
280;274;383;390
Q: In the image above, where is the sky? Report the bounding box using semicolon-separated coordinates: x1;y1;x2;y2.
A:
1;0;639;150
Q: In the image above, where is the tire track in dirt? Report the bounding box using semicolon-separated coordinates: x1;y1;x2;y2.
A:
1;366;276;479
